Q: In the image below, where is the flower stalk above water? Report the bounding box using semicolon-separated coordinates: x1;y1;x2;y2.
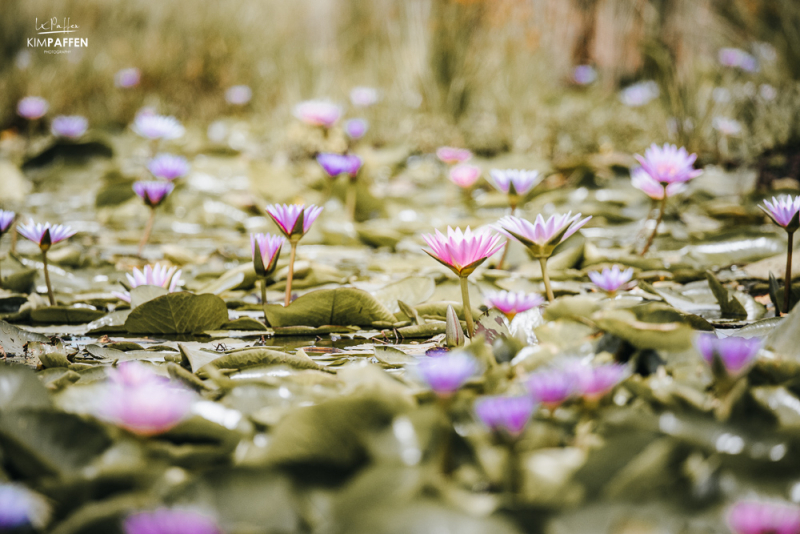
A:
761;195;800;314
0;210;15;285
496;212;591;301
634;143;701;255
17;220;76;305
265;204;323;307
251;232;285;322
133;181;174;256
422;226;504;337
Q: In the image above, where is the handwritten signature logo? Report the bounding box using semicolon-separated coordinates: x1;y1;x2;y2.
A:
28;17;87;51
35;17;79;35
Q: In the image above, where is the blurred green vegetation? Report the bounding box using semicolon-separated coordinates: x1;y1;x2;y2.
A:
1;0;800;164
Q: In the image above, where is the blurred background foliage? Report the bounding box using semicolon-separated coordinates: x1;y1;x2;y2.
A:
1;0;800;165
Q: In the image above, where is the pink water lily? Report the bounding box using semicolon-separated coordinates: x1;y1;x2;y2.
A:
436;146;472;164
631;167;686;200
635;143;702;185
489;169;541;198
568;362;628;402
293;100;342;128
148;153;190;180
134;181;173;207
474;395;535;438
132;113;185;140
17;96;48;120
484;290;544;320
527;368;575;410
449;164;481;188
588;265;634;294
266;204;323;307
423;226;503;337
251;232;284;278
761;195;800;313
51;115;88;139
696;334;760;378
344;118;368;140
113;264;183;303
418;351;479;397
316;153;362;178
98;362;194;436
124;508;222;534
727;499;800;534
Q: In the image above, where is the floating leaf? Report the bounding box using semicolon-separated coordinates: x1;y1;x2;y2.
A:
373;276;436;314
706;271;746;317
30;306;107;324
263;288;396;327
124;292;229;334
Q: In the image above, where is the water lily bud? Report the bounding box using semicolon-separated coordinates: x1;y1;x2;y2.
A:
445;304;464;348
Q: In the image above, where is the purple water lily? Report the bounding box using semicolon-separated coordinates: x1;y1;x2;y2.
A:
0;483;50;531
113;264;183;303
418;351;480;397
265;204;323;307
132;112;185;140
99;362;194;436
17;220;77;305
619;81;659;107
115;67;141;88
51;115;88;139
17;96;49;120
148;153;190;180
345;118;368;140
484;290;544;320
727;499;800;534
718;48;759;72
572;65;597;85
124;508;223;534
293;100;342;128
527;368;575;409
589;265;634;294
0;210;15;235
489;169;541;201
568;362;628;402
134;181;174;256
696;334;760;378
496;213;591;301
761;195;800;313
631;167;686;200
317;153;362;178
225;84;252;105
474;395;536;438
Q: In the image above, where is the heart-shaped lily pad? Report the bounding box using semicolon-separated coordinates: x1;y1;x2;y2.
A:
263;288;396;327
124;292;229;334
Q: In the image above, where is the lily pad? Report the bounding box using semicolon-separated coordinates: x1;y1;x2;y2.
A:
124;292;229;334
263;288;396;327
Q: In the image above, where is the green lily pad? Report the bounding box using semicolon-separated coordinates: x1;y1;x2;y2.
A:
263;288;396;327
124;292;229;334
30;306;107;324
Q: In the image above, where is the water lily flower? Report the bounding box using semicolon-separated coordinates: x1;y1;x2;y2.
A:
436;146;472;165
618;81;659;107
133;181;174;256
484;290;544;321
225;84;252;106
316;153;362;178
17;96;49;120
423;227;504;337
572;65;597;85
251;232;284;319
631;167;686;200
568;362;628;402
132;112;185;141
99;362;194;436
496;213;591;301
418;351;479;397
265;204;323;306
474;395;536;438
293;100;342;128
0;210;15;286
124;509;222;534
51;115;88;139
588;265;634;294
350;86;379;107
449;164;481;188
115;67;141;88
696;334;760;378
345;118;368;140
113;264;183;303
718;47;759;72
17;220;76;305
634;143;701;255
147;153;190;181
0;483;50;531
527;369;575;410
727;499;800;534
489;169;541;205
761;195;800;313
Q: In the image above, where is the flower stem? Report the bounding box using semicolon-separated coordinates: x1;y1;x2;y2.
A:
285;240;298;307
496;239;511;270
539;256;554;302
641;189;668;256
261;278;270;325
138;207;156;257
459;275;475;338
504;442;520;494
42;250;55;306
785;231;795;315
346;177;357;221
